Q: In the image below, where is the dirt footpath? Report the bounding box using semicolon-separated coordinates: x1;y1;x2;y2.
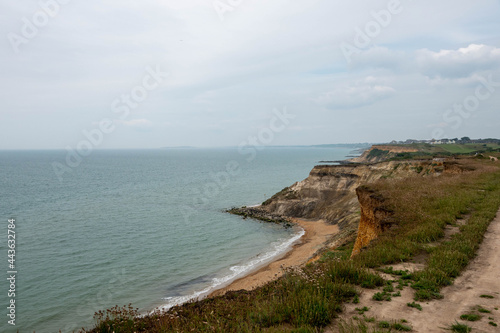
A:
332;209;500;332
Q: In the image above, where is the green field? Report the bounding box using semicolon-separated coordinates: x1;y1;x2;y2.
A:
385;143;500;158
436;143;500;154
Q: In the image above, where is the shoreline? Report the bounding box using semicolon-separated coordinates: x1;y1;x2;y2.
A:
209;217;339;297
154;219;307;313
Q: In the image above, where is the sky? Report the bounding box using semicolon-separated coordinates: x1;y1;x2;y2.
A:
1;0;500;149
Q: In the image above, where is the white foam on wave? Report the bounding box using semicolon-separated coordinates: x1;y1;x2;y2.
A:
154;227;305;313
246;204;261;208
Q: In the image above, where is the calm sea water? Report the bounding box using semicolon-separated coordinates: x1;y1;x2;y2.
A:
0;147;352;333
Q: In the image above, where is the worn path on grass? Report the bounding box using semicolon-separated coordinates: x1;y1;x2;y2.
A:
332;208;500;332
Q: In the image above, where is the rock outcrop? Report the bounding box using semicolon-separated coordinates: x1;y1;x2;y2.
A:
351;186;393;257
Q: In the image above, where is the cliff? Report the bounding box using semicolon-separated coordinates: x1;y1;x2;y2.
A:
232;159;445;250
351;186;393;257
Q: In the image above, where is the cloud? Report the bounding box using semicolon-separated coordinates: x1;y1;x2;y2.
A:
417;44;500;78
315;77;396;109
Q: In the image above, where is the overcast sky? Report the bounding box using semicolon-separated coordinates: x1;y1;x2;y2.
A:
1;0;499;149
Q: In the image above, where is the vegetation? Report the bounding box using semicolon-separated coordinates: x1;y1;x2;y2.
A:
460;313;481;321
449;321;472;333
356;157;500;302
378;321;390;328
407;302;423;311
355;306;370;315
338;319;388;333
368;142;500;162
376;320;411;331
476;306;491;313
379;267;412;280
438;143;500;154
86;156;500;332
372;291;391;302
367;148;390;160
392;322;412;331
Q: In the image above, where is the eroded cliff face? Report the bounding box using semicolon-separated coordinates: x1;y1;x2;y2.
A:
351;186;393;257
244;160;445;249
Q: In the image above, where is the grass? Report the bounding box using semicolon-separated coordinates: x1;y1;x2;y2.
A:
377;320;411;331
407;302;422;311
89;260;382;332
379;267;413;280
367;148;390;160
355;307;370;315
372;292;392;302
438;143;500;154
392;322;412;331
92;304;142;333
378;321;390;328
338;319;390;333
477;306;491;313
383;284;394;293
320;244;354;262
449;321;472;333
85;158;500;332
480;294;494;299
363;316;376;323
353;160;500;303
460;314;481;321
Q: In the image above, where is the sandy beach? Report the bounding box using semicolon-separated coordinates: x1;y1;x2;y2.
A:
209;218;339;297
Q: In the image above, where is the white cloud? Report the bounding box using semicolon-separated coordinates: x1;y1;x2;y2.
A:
417;44;500;78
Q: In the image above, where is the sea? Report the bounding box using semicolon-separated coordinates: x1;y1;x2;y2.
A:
0;147;354;332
